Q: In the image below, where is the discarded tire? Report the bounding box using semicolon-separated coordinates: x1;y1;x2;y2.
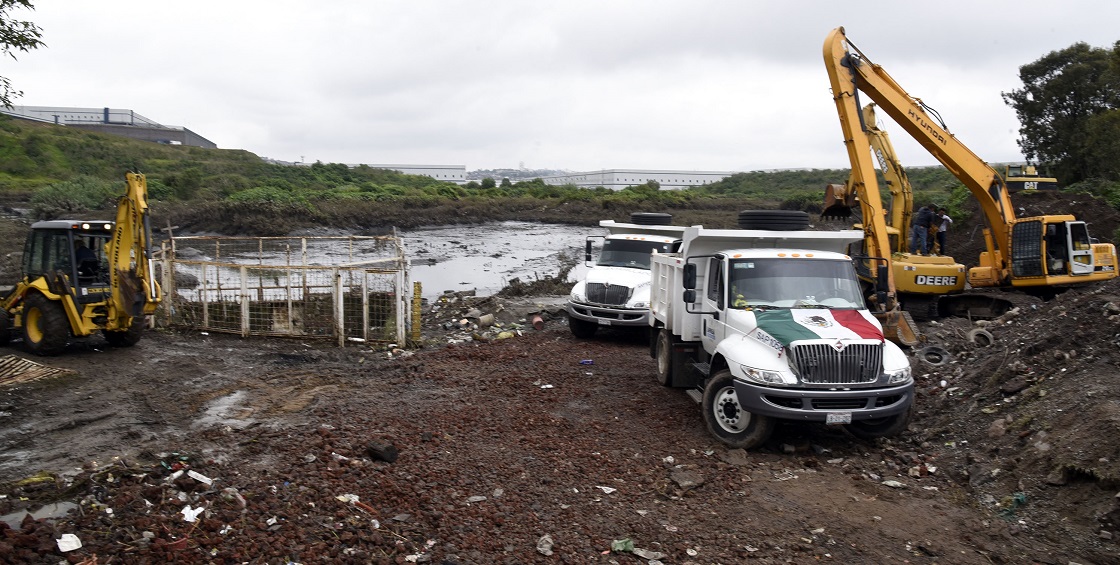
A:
737;210;810;231
967;328;994;347
630;212;673;226
917;346;950;366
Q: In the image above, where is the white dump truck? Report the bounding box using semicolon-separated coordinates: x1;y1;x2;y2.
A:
649;211;914;448
567;213;688;339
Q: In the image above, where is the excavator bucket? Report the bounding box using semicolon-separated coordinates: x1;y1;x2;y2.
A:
875;308;921;347
822;183;856;219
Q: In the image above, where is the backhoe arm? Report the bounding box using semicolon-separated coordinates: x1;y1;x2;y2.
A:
108;172;161;325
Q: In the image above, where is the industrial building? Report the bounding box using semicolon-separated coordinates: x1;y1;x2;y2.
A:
1;105;217;148
539;169;736;190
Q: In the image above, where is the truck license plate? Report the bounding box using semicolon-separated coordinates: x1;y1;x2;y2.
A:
826;412;852;425
597;319;611;326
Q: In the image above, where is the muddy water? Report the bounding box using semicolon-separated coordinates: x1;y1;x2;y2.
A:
400;221;603;300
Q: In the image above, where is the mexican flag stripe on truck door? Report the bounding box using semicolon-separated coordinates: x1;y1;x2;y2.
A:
753;309;884;347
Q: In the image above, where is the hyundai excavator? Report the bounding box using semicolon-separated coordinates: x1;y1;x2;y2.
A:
824;27;1117;315
822;103;968;319
0;172;162;355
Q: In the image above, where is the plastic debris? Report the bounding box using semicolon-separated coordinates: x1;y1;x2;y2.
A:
537;534;555;556
634;547;666;559
596;486;617;494
466;495;487;503
881;480;906;488
181;505;205;522
56;533;82;552
579;359;594;365
187;470;213;486
611;538;634;552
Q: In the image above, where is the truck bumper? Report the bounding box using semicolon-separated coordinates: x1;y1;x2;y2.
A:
566;301;649;327
732;379;913;422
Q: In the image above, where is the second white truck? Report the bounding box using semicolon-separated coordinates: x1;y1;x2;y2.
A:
649;212;914;448
567;213;688;339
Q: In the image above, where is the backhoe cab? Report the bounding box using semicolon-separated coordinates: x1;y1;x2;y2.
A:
0;172;162;355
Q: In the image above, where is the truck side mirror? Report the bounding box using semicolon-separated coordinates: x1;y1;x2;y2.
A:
683;289;695;303
875;263;889;307
585;240;593;262
683;263;696;290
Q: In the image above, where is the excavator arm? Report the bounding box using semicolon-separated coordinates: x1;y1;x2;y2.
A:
108;172;161;327
824;27;1017;285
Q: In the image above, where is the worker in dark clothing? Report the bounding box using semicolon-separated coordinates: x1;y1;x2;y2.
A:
75;240;98;276
909;204;936;255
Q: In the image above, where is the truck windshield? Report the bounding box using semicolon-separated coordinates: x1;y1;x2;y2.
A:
728;258;866;309
597;239;679;270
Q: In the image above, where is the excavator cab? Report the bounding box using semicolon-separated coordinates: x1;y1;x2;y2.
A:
21;221;113;301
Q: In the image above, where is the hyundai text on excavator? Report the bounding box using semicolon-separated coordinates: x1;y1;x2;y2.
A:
0;172;162;355
824;27;1117;317
822;103;967;320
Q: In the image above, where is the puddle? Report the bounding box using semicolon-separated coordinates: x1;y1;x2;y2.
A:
401;221;602;300
193;390;254;429
0;501;77;529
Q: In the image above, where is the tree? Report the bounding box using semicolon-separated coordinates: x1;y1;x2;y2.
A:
0;0;45;109
1002;41;1120;183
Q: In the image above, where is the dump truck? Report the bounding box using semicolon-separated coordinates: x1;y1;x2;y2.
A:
648;211;913;448
566;212;687;339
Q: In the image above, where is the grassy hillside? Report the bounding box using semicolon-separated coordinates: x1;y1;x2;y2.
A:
0;114;977;235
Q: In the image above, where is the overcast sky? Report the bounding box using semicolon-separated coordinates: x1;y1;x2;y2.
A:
8;1;1120;173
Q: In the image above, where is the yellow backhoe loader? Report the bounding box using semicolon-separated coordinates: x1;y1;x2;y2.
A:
0;172;162;355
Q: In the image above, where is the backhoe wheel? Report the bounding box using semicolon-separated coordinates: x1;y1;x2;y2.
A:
701;369;774;449
846;405;913;441
654;329;674;386
104;316;145;348
0;309;10;346
22;293;70;356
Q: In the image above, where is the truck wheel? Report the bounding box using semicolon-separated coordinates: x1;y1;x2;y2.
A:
846;406;912;440
701;369;774;449
104;316;145;347
568;317;598;339
22;293;69;356
737;210;810;231
0;309;10;346
654;329;673;386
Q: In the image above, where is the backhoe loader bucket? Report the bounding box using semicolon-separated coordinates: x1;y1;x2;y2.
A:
822;183;856;219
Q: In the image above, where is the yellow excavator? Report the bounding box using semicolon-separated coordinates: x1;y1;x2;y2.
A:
822;103;967;319
824;27;1117;308
0;172;162;355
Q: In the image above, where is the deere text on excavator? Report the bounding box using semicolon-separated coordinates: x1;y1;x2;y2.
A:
823;27;1117;320
0;172;162;355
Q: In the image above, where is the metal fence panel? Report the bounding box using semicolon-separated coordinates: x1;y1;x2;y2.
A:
159;236;410;346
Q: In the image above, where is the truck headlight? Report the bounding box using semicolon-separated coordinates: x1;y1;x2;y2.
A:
740;365;796;386
570;289;584;301
631;301;648;308
885;365;912;384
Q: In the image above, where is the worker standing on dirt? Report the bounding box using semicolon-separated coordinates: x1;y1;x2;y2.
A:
909;204;936;255
935;207;952;255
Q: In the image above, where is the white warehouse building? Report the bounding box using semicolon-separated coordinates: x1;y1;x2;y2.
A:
539;169;737;190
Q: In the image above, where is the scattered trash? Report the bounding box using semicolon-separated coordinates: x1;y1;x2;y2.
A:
466;495;487;503
540;384;554;389
181;505;205;522
611;538;635;552
881;480;906;489
579;359;594;365
537;534;555;556
596;486;617;494
532;314;544;330
634;547;667;559
187;469;213;486
56;533;82;552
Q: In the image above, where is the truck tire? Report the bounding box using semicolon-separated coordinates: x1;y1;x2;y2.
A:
104;316;145;347
630;212;673;226
568;317;598;339
845;405;912;440
654;329;674;386
22;293;69;356
0;309;10;346
701;369;774;449
737;210;810;231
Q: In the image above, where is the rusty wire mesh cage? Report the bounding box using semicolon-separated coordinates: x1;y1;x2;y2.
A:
158;235;411;346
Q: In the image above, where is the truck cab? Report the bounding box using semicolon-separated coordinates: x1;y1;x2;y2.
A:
650;219;914;448
566;214;686;339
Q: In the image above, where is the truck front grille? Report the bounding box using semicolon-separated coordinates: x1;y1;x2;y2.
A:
586;283;631;305
789;342;882;385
